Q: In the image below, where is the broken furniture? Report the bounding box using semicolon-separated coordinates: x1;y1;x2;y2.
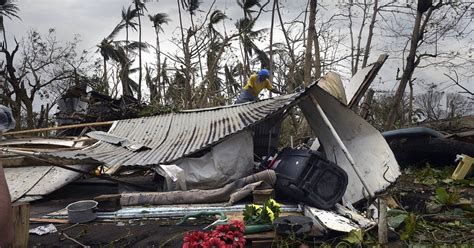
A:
272;148;348;209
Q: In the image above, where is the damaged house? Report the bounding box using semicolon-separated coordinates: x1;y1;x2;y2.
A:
1;59;409;246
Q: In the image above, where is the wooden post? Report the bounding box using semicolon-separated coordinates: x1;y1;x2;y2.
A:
378;198;388;245
12;202;30;248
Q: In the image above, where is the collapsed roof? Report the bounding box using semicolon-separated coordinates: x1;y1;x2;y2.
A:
41;81;400;204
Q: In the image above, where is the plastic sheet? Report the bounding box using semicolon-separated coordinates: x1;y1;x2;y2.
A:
0;105;16;131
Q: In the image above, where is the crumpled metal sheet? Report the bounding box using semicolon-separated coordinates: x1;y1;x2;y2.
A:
5;164;95;202
86;131;150;152
48;93;300;167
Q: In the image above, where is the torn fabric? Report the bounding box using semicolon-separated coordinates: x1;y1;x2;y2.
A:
120;170;276;206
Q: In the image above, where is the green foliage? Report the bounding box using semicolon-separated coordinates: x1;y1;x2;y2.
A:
243;198;281;225
388;209;408;229
342;229;364;245
400;213;417;240
434;187;460;206
137;103;179;117
410;165;456;186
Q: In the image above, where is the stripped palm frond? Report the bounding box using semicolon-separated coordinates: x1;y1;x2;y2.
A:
0;0;20;20
181;0;201;15
148;13;170;32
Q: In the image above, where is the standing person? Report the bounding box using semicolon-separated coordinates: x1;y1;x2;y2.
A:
235;69;281;104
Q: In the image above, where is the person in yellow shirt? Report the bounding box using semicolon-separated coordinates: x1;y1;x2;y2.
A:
235;69;281;104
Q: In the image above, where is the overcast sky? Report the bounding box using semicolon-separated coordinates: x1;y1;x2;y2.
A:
3;0;474;100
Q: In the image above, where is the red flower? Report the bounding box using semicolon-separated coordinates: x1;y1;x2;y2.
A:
215;224;230;233
202;237;226;248
183;231;208;247
229;220;245;233
183;221;246;248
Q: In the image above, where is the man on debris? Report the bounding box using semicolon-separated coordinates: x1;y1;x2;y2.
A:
235;69;282;104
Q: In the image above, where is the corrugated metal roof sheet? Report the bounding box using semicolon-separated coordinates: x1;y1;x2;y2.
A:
49;93;303;167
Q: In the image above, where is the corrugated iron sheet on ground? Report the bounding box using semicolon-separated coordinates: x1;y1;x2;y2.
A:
48;93;303;167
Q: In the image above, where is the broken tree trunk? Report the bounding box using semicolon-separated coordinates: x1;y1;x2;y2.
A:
359;89;375;120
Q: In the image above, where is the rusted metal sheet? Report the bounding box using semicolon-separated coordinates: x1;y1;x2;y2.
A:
49;94;301;167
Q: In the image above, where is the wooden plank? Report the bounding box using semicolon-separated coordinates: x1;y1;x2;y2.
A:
29;218;69;224
12;202;30;248
245;231;275;241
4;121;114;136
349;54;388;109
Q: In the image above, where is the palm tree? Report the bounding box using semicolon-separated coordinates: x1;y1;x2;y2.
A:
180;0;204;81
235;17;267;75
120;6;139;57
0;0;20;48
133;0;147;101
148;12;170;104
97;39;115;88
205;10;227;105
235;0;266;75
208;10;226;40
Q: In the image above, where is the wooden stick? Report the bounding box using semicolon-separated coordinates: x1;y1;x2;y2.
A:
4;121;114;136
378;198;388;245
29;217;69;224
12;202;30;248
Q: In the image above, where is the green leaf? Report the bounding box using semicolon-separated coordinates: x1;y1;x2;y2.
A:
342;229;364;245
388;214;408;229
435;187;449;204
400;213;417;240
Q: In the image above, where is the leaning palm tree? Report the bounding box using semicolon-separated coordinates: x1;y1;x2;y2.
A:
97;39;115;87
0;0;20;48
148;12;170;104
208;10;226;40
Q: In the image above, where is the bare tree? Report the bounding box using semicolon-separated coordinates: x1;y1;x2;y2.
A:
303;0;316;85
0;29;88;128
383;0;473;130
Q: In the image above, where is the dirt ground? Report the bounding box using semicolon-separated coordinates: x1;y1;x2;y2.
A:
29;221;202;247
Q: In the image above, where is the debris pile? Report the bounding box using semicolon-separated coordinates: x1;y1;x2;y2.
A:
1;58;471;246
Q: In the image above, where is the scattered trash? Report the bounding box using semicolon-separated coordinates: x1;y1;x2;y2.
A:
29;224;57;236
452;154;473;180
304;206;360;233
273;216;313;236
